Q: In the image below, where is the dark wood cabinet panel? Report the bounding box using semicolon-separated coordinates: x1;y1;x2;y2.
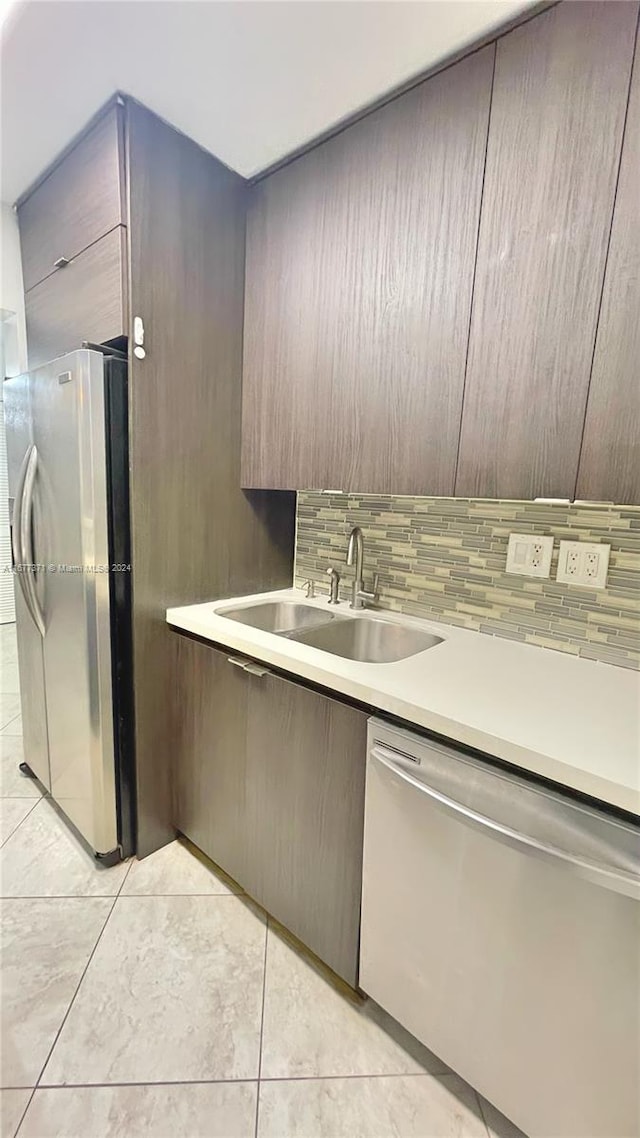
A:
25;226;127;369
577;45;640;505
455;1;638;500
172;635;368;986
242;46;494;494
19;105;124;293
246;669;368;985
173;637;252;888
126;101;294;856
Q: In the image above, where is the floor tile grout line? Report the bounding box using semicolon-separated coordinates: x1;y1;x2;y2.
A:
119;891;245;899
31;883;124;1091
0;894;127;900
2;891;243;902
116;858;134;895
32;1071;454;1089
0;797;41;849
12;1085;37;1138
254;914;270;1138
0;713;22;733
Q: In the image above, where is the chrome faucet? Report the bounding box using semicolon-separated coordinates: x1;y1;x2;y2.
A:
346;526;379;609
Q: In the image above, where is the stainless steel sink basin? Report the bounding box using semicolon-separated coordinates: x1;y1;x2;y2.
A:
290;616;443;663
217;600;337;635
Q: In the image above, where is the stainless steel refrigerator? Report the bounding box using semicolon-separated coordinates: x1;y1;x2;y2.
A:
4;348;135;861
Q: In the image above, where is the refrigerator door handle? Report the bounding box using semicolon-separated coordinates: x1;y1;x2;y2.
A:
371;744;640;900
20;445;46;637
10;446;37;624
10;446;30;570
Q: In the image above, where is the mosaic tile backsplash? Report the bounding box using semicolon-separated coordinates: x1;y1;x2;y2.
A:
295;494;640;670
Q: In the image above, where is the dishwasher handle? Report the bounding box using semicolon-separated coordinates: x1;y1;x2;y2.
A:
371;744;640;900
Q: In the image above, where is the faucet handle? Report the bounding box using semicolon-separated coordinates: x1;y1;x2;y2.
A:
301;578;315;599
359;573;380;606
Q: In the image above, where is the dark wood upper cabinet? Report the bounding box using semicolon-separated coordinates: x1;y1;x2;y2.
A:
242;46;494;494
19;104;125;293
24;226;127;369
576;43;640;505
455;1;638;500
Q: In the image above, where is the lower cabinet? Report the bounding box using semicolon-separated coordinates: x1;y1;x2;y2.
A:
173;634;368;986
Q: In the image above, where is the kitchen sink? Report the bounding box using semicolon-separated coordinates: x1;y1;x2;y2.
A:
217;600;338;635
290;616;443;663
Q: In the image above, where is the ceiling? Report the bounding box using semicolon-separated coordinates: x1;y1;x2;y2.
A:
1;0;535;203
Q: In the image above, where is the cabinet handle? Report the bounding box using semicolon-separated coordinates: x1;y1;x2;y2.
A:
53;256;70;269
227;656;271;678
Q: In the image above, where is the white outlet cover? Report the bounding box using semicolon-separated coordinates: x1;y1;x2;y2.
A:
506;533;553;578
556;541;610;589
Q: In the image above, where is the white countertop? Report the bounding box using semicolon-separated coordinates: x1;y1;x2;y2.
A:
167;588;640;816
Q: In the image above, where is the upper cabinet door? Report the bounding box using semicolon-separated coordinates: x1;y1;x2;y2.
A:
455;2;638;500
25;227;127;369
577;47;640;505
19;105;125;293
242;47;494;493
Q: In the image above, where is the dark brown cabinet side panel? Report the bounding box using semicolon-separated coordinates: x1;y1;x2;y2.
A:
242;46;494;494
577;39;640;505
455;1;638;500
24;226;127;369
246;671;368;985
126;102;294;857
19;104;125;292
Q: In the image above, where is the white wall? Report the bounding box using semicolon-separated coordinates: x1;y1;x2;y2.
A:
1;202;27;376
0;204;24;621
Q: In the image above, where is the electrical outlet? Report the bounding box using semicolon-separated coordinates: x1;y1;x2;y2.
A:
556;541;610;589
506;533;553;578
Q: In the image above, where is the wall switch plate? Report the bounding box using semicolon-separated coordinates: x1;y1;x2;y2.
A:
506;533;553;578
556;541;610;589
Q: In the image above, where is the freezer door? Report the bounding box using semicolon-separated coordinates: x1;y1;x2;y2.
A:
360;719;640;1138
30;350;117;854
3;372;50;789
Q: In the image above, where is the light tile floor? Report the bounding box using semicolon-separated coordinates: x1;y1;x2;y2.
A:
0;622;524;1137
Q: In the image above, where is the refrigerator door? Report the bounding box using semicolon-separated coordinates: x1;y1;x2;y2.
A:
3;372;50;789
31;350;118;854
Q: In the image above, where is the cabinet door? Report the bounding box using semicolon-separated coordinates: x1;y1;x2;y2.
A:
171;634;368;985
19;105;125;293
172;636;251;889
242;47;493;494
24;227;127;369
246;670;368;985
576;45;640;505
455;1;638;499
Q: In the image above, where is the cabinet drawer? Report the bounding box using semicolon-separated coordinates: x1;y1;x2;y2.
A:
19;105;125;293
25;227;127;369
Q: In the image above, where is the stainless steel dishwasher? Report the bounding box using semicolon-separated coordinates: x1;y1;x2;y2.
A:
360;718;640;1138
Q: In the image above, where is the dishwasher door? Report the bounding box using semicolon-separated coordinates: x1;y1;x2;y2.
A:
360;719;640;1138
